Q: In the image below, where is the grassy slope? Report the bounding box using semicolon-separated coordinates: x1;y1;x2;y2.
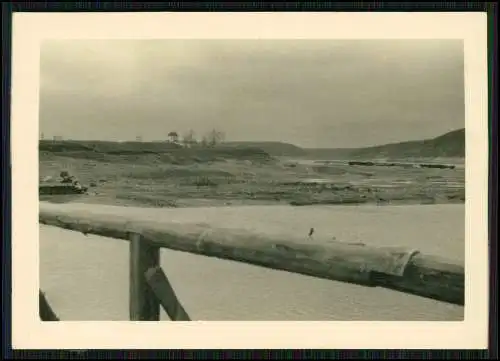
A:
219;128;466;160
39;140;274;165
40;128;465;161
303;129;465;160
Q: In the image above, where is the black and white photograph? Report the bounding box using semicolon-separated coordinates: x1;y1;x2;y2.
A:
11;12;488;350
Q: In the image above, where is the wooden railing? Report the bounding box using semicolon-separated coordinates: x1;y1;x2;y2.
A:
40;231;192;321
128;232;191;321
39;207;465;321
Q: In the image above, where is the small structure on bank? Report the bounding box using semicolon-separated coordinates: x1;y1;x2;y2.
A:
39;171;88;195
168;131;179;143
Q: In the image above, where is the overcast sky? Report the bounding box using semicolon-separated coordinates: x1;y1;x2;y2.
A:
39;39;464;148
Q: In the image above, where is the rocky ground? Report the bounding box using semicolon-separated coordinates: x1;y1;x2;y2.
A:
39;149;465;209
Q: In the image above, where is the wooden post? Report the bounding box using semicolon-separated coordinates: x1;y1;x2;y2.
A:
145;266;191;321
129;233;160;321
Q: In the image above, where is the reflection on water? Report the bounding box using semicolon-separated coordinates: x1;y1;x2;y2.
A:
39;204;465;321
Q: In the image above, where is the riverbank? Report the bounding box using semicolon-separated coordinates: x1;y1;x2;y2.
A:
39;148;465;209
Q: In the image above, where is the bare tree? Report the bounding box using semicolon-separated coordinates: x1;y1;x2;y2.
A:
206;129;226;147
217;130;226;143
182;130;197;148
200;135;208;147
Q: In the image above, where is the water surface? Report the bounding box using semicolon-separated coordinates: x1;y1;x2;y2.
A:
40;203;464;321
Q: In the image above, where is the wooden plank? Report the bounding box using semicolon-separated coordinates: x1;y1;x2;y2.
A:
129;233;160;321
39;208;465;306
39;290;59;321
145;266;191;321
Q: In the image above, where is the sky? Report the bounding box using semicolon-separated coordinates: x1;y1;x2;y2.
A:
39;39;464;148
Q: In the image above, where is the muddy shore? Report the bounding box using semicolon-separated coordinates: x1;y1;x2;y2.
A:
39;150;465;209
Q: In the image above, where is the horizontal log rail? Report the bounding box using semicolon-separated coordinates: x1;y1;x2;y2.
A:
39;206;465;316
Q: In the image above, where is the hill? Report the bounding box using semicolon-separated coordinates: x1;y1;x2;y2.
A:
39;140;182;154
303;128;465;160
223;141;306;157
39;128;465;163
39;140;274;164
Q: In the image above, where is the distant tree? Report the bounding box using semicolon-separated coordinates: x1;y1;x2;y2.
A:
217;130;226;144
206;129;226;147
182;130;197;148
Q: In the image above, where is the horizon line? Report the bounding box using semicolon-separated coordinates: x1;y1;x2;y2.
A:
39;127;465;150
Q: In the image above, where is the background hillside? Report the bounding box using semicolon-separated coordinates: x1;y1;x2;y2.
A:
223;141;306;157
39;128;465;163
220;128;465;160
303;128;465;160
39;140;274;164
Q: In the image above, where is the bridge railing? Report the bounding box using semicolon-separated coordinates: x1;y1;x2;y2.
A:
38;207;465;321
40;230;192;321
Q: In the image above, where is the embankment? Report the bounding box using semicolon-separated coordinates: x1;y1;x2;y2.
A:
39;137;465;208
39;140;274;165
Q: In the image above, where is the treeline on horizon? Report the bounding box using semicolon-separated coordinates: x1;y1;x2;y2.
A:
43;128;227;148
39;127;465;159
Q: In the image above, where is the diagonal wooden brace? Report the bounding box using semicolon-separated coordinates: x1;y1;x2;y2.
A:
145;266;191;321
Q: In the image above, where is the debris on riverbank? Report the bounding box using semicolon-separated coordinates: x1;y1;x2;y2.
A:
39;146;465;209
348;160;456;170
39;171;88;195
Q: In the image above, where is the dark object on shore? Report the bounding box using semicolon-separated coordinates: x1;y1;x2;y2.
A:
39;184;88;195
349;160;375;166
290;198;368;206
39;290;59;321
420;163;456;170
348;160;455;170
40;170;88;195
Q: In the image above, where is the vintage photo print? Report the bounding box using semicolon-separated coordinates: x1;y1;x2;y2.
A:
11;12;488;349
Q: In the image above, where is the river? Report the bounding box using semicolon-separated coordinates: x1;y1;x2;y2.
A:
40;203;464;321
